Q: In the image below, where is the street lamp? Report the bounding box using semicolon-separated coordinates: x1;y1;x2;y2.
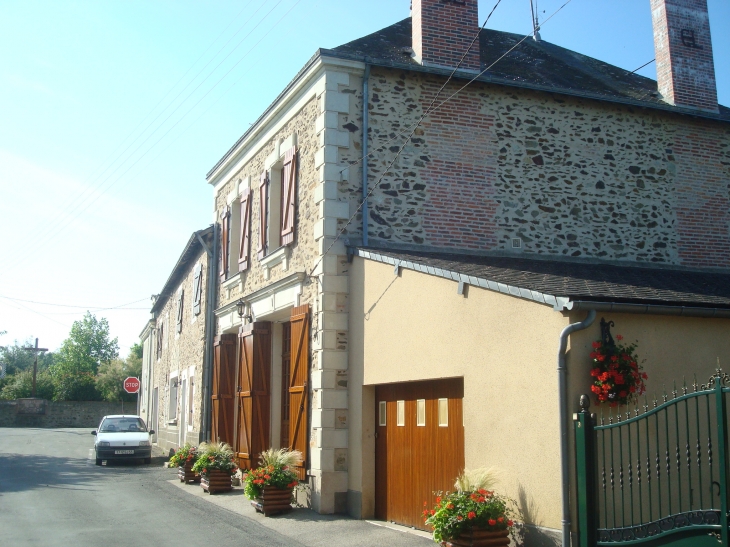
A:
236;298;252;323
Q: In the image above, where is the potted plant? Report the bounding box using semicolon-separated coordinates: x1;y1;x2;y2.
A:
243;448;301;516
192;441;238;494
169;443;199;483
424;468;516;547
590;332;647;407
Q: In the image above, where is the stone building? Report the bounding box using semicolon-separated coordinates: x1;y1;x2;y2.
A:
139;227;216;455
203;0;729;543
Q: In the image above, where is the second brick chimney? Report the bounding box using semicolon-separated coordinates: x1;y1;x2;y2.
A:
412;0;481;72
650;0;718;113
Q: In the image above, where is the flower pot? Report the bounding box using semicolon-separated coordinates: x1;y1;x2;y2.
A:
178;461;200;484
200;469;233;494
445;528;510;547
251;486;294;516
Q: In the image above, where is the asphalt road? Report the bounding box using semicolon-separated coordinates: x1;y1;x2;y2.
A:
0;428;431;547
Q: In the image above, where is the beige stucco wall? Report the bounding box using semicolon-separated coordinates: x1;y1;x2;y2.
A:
349;256;571;529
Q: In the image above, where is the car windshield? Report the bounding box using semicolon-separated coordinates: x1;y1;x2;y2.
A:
99;418;147;433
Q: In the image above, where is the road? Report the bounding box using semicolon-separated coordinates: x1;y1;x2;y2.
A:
0;428;431;547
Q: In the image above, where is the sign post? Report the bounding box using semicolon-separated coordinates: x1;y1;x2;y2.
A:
123;377;140;415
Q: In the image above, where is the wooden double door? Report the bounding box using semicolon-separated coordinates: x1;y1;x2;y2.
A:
210;305;310;479
375;378;464;530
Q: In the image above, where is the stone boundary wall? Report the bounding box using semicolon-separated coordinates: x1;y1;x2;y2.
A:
0;400;130;428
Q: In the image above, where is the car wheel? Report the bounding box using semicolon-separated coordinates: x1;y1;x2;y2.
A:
144;457;151;464
95;458;102;466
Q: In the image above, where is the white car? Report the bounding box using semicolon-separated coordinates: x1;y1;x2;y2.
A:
92;415;154;465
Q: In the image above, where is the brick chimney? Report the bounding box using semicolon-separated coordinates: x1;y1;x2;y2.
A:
411;0;480;71
650;0;718;113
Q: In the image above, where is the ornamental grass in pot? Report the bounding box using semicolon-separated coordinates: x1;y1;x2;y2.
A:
192;441;238;494
168;443;199;484
424;468;516;547
244;448;301;516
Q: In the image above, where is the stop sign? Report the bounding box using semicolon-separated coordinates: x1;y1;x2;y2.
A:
123;377;140;394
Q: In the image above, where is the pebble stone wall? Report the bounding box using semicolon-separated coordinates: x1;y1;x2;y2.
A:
0;400;127;428
365;67;730;269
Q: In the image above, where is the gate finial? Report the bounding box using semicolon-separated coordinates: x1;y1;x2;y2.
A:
600;317;615;347
579;394;591;413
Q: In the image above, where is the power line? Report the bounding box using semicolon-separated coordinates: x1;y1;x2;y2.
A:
309;0;574;279
630;58;655;73
1;0;306;279
0;295;149;310
3;1;259;272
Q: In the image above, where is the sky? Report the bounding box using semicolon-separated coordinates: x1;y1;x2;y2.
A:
0;0;728;357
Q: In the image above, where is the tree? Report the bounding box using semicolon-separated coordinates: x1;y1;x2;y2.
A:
96;346;143;403
51;312;118;401
0;369;55;400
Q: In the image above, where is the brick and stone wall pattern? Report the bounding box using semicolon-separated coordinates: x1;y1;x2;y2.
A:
152;247;208;454
365;67;730;269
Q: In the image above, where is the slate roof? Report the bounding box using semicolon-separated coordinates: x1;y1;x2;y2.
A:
354;247;730;310
325;18;730;122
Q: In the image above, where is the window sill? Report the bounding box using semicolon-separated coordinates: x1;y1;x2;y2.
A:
222;272;243;296
259;246;290;280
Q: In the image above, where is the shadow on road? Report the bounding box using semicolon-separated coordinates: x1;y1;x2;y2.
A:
0;453;162;495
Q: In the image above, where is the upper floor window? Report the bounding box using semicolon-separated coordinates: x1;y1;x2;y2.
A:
258;137;298;259
192;263;203;316
219;178;252;281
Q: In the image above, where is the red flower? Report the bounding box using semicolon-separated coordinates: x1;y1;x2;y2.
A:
590;368;601;377
592;342;601;349
507;520;514;526
447;503;454;510
591;385;601;394
468;512;476;520
498;517;504;523
436;496;441;504
423;501;427;507
488;519;497;526
203;468;207;474
478;496;485;503
430;510;435;516
457;515;463;521
616;335;623;341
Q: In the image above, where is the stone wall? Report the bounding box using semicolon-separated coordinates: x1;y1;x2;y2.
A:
365;66;730;269
151;245;209;454
0;400;128;428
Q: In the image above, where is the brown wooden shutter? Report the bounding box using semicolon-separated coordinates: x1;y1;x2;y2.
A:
192;263;203;316
238;190;252;272
257;172;269;259
289;304;310;480
211;334;236;445
280;146;298;246
235;322;271;470
176;290;184;334
220;207;231;281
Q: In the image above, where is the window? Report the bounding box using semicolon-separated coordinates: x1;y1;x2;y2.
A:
168;377;178;424
175;290;184;334
438;398;449;427
155;322;164;360
416;399;426;426
258;138;298;258
192;263;203;316
397;400;405;427
379;401;387;426
188;377;194;428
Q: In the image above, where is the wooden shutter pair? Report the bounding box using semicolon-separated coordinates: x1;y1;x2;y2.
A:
235;322;271;470
176;291;184;333
211;334;236;445
281;146;298;246
220;207;231;281
257;172;269;259
156;322;164;359
192;264;203;316
288;304;310;480
238;190;252;272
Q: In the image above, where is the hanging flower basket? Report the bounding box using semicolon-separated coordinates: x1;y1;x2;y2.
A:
590;320;647;407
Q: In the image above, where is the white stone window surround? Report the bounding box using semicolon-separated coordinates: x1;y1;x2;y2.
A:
175;288;183;340
167;370;179;426
187;365;195;432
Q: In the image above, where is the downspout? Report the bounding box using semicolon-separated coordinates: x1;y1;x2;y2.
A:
362;62;370;247
197;225;218;443
557;309;596;547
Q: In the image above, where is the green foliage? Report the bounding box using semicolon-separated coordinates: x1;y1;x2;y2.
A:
169;444;198;467
191;441;238;476
0;339;55;376
129;342;143;361
54;312;118;376
95;350;141;403
0;369;55;400
52;371;100;401
243;448;301;500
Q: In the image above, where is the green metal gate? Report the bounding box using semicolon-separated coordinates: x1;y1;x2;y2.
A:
575;370;730;547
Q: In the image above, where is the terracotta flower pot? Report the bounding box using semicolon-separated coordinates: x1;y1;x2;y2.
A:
200;468;233;494
445;527;510;547
251;485;294;516
178;461;200;484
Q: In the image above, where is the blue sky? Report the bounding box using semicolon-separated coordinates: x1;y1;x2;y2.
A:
0;0;728;356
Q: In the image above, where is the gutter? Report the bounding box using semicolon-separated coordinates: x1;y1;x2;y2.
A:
567;300;730;318
557;309;596;547
198;224;219;443
362;62;371;247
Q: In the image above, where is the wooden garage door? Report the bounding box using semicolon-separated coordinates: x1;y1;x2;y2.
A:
375;378;464;530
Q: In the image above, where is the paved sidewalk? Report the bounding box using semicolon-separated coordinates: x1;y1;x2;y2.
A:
167;472;432;547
